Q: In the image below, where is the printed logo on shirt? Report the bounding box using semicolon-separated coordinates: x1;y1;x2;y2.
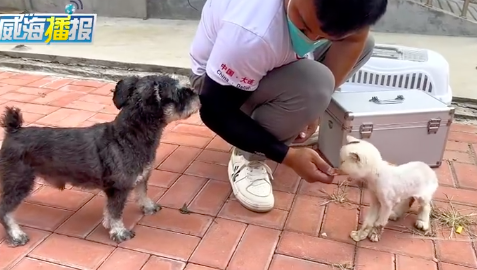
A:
216;63;232;84
240;76;254;86
216;63;255;91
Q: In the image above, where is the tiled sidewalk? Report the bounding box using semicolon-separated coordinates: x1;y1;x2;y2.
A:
0;70;477;270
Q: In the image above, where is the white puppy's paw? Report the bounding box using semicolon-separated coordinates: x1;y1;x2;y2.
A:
368;226;383;242
388;211;400;221
350;230;369;242
415;219;430;231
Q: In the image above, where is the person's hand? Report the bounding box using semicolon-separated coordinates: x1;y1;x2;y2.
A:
283;147;335;184
293;118;320;144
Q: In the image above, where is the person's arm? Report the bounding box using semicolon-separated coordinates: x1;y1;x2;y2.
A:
322;27;370;89
198;22;289;163
200;76;289;163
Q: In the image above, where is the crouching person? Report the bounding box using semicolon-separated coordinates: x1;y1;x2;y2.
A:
188;0;388;212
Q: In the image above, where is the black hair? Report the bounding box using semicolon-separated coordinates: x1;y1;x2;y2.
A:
314;0;388;37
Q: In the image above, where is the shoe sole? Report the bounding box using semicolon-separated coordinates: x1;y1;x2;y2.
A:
227;159;274;213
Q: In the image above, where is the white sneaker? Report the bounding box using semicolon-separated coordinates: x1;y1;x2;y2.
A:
228;148;274;212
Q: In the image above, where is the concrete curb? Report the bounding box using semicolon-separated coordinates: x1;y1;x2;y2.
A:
0;51;193;87
452;96;477;104
2;49;477;120
0;50;192;77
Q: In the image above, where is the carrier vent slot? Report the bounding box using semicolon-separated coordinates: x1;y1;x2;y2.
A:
347;71;433;93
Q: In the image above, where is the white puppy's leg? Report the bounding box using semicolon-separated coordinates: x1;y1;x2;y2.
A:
102;206;110;229
415;197;432;231
389;197;414;221
369;198;394;242
350;192;380;242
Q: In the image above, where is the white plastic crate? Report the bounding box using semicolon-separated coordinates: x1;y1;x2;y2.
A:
340;44;453;105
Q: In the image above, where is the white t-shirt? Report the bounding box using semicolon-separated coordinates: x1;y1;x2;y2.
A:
189;0;312;91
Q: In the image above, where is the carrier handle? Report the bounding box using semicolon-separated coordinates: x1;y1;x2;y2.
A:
369;95;404;104
371;45;402;60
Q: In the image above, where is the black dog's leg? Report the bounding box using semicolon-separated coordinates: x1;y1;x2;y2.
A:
134;167;161;215
103;187;135;243
0;166;35;247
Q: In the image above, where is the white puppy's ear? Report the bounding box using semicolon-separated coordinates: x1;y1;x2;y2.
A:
349;152;361;163
346;135;359;143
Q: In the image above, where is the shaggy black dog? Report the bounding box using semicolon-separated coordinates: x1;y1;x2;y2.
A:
0;75;200;247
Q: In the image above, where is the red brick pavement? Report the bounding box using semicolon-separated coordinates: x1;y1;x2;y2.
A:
0;70;477;270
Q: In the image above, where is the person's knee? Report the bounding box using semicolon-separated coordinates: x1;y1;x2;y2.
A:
302;62;335;122
363;34;375;58
248;60;335;143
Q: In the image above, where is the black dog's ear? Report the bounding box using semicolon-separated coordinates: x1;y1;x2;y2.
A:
113;76;139;109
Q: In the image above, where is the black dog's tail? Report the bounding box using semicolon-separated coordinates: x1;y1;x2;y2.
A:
1;106;24;134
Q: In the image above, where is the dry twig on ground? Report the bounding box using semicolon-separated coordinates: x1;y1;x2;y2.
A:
319;181;353;206
179;203;192;214
331;262;354;270
430;194;477;238
400;194;477;239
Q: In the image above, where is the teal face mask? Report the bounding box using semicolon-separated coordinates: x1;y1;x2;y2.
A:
286;1;327;57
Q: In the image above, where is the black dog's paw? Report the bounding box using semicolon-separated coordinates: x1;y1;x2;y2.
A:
142;203;162;215
7;233;30;247
110;229;136;243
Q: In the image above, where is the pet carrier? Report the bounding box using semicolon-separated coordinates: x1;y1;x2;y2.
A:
340;44;452;105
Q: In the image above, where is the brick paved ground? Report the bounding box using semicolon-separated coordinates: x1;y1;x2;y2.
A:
0;70;477;270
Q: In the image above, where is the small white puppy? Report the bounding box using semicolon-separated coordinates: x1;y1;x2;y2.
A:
338;135;438;242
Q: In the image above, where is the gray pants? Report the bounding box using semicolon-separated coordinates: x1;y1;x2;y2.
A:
190;35;375;159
